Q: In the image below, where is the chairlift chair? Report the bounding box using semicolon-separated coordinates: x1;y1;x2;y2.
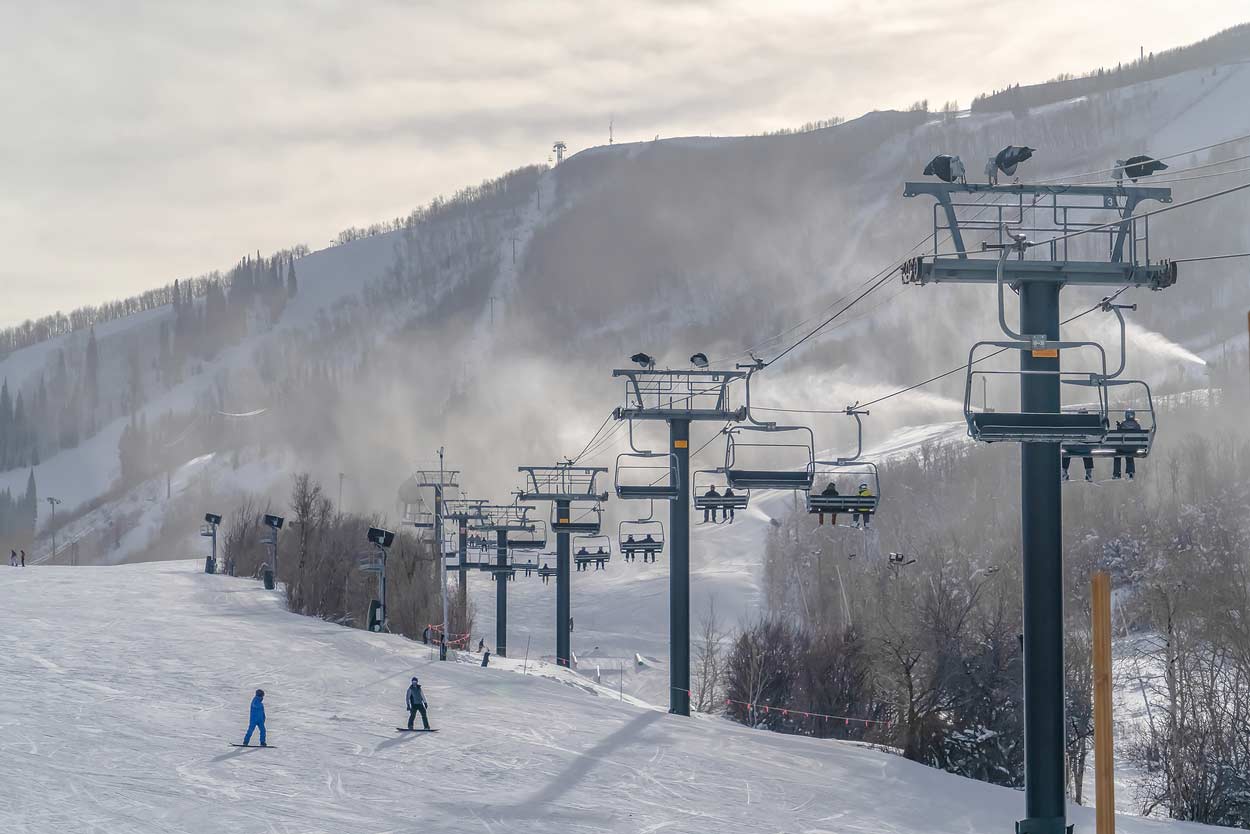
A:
613;420;681;500
1061;378;1156;460
722;363;816;491
614;451;680;500
965;339;1112;444
551;501;603;534
806;406;882;516
807;462;881;515
507;519;548;551
723;424;816;491
693;469;750;512
573;534;613;571
618;501;665;563
512;556;541;577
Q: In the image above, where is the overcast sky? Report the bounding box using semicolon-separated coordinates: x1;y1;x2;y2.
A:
1;1;1246;325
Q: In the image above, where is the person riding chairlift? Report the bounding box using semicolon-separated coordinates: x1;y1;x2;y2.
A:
702;486;720;523
624;534;636;562
641;532;657;563
853;482;874;529
1112;408;1142;480
817;481;839;526
722;488;737;523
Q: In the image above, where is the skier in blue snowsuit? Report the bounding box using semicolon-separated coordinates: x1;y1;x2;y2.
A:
243;689;267;746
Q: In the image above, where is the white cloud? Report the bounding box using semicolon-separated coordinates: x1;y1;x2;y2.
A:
0;0;1245;324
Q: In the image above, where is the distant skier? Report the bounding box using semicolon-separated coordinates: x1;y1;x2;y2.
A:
477;638;485;652
481;649;491;667
20;549;25;567
422;626;431;645
243;689;267;747
9;549;15;567
406;677;431;730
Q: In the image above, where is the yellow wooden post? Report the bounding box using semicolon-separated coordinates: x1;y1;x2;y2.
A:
1092;572;1115;834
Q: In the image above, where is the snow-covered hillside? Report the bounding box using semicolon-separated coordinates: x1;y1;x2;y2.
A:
0;561;1219;834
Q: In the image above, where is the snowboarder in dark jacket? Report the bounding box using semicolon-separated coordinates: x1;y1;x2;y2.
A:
406;677;430;730
243;689;267;746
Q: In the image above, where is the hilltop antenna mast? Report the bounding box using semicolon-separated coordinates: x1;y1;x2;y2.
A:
609;116;614;145
902;176;1176;834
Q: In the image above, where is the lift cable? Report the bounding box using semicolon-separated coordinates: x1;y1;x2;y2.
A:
752;286;1131;414
1031;130;1250;185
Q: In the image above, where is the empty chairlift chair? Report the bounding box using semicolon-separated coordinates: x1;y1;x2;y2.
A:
507;519;548;551
964;339;1113;444
723;424;816;491
614;450;680;500
550;501;604;535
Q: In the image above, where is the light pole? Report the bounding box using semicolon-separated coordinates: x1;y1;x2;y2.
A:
46;496;62;563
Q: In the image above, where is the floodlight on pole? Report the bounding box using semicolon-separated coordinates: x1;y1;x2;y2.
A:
45;497;63;563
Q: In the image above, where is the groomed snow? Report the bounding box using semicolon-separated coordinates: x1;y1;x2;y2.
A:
0;561;1218;834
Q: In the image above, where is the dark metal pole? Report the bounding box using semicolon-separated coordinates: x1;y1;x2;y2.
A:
458;519;469;628
496;529;508;658
1019;281;1067;834
556;498;571;667
669;418;691;716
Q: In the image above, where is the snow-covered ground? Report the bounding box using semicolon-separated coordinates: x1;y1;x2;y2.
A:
0;560;1219;834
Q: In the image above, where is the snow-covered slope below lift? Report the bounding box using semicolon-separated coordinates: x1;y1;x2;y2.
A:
0;560;1218;834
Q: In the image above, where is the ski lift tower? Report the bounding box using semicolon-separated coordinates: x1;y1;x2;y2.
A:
406;452;460;660
518;463;609;668
610;368;747;715
902;178;1176;834
553;140;567;165
443;497;489;628
470;501;537;657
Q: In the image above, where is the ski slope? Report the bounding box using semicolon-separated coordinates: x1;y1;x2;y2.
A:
0;561;1219;834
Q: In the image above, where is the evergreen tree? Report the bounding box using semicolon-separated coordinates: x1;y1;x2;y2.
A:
0;379;11;469
286;259;298;297
23;468;36;535
85;326;99;415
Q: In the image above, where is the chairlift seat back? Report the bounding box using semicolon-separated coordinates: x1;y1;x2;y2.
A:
805;494;879;513
725;469;814;491
968;412;1108;444
693;493;750;510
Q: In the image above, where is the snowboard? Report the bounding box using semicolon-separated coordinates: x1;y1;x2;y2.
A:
230;743;276;748
395;728;439;733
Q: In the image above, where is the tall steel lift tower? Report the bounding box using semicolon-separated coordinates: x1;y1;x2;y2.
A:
443;497;489;628
609;369;747;715
402;454;461;659
470;502;537;657
518;463;609;669
902;179;1176;834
